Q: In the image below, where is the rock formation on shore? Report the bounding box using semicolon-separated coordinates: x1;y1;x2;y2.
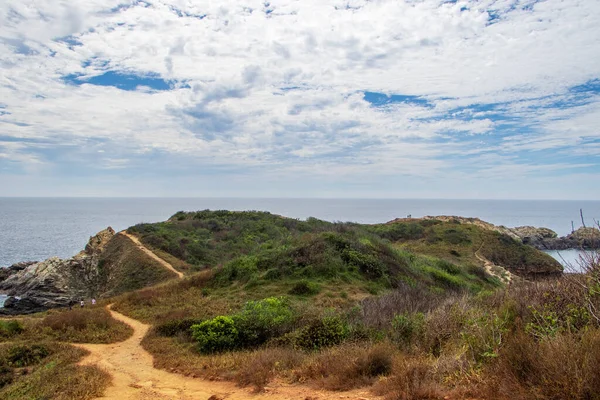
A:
0;227;116;315
519;226;600;250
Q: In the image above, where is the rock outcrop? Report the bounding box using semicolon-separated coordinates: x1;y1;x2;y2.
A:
529;227;600;250
511;226;559;248
390;216;599;251
0;261;37;283
0;227;115;315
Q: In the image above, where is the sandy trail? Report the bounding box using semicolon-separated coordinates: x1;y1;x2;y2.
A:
475;243;513;284
78;235;378;399
121;232;184;279
75;306;379;400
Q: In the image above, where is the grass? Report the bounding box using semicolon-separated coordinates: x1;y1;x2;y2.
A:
0;342;110;400
105;211;574;398
96;233;179;297
1;210;578;399
119;270;600;400
1;307;131;345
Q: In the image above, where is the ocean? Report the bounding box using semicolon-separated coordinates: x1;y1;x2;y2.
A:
1;198;598;299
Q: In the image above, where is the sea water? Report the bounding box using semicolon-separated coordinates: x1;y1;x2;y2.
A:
1;197;598;273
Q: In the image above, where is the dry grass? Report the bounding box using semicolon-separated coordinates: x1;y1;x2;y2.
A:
24;307;133;343
481;330;600;400
295;342;394;391
0;342;111;400
373;356;443;400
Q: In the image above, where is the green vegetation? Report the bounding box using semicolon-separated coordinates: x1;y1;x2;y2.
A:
0;342;110;399
114;211;595;398
0;210;578;399
96;233;179;297
0;306;131;398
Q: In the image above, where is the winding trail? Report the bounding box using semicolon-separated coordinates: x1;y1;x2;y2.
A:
76;234;379;399
75;306;379;400
475;243;513;284
121;232;184;279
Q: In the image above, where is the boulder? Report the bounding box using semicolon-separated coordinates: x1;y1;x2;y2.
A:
0;296;46;315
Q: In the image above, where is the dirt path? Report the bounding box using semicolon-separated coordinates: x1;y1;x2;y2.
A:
121;232;184;279
75;306;380;400
475;244;513;284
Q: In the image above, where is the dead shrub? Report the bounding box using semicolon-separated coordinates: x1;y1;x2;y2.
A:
294;343;394;391
421;296;471;356
486;330;600;400
359;284;447;330
235;347;303;392
373;356;442;400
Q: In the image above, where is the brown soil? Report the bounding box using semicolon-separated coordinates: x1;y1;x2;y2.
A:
77;237;380;399
75;306;381;400
475;243;513;284
120;232;184;279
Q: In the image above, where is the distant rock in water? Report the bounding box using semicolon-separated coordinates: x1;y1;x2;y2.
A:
0;227;116;315
389;216;599;251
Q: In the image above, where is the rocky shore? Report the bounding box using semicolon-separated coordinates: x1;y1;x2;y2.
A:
0;227;115;315
512;226;599;250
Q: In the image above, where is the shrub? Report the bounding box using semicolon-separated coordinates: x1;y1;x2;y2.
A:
219;256;259;283
156;318;203;338
39;308;132;343
233;297;294;347
289;280;320;296
0;362;12;389
0;320;24;338
191;316;239;353
6;344;51;367
356;345;394;377
295;315;348;350
391;312;425;346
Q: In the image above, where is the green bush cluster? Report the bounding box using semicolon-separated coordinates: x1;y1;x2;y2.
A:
191;316;239;353
191;297;294;353
0;321;24;338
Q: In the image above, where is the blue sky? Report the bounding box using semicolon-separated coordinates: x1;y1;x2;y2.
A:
0;0;599;199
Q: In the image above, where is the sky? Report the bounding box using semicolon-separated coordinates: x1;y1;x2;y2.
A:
0;0;599;199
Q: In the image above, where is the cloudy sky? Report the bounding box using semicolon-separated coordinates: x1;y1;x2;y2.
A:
1;0;599;198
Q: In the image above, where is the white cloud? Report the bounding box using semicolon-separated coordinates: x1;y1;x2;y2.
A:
0;0;599;197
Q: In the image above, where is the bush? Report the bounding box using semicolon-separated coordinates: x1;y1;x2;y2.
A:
218;256;259;283
295;315;348;350
156;318;203;337
0;320;24;338
356;345;393;377
0;362;12;389
6;344;51;367
391;312;425;346
191;316;239;353
289;280;320;296
233;297;294;347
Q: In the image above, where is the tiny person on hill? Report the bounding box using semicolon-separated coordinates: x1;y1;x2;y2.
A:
80;299;84;308
92;298;96;306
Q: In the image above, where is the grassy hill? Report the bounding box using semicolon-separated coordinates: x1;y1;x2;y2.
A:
5;211;595;400
106;211;597;400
